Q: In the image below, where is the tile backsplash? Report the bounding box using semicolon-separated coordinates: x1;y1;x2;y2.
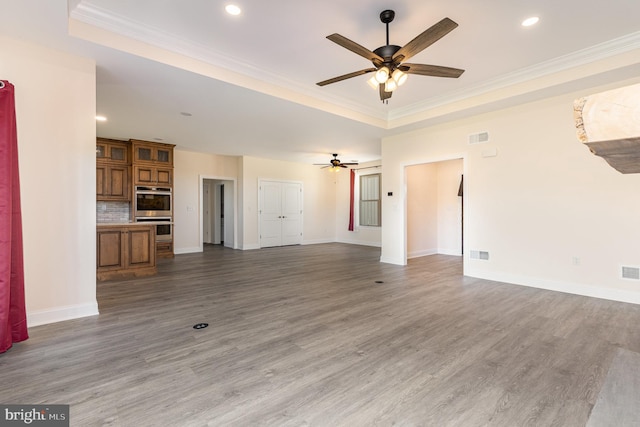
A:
97;201;130;223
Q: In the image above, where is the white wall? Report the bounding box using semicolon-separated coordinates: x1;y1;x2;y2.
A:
334;161;382;247
241;156;336;249
173;149;239;253
382;77;640;304
0;36;98;325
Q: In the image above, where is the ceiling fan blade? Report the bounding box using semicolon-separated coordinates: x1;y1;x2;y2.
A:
317;68;377;86
341;163;359;165
327;34;384;64
393;18;458;63
402;63;465;78
379;84;393;101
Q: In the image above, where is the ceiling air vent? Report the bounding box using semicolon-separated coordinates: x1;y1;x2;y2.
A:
621;266;640;280
469;131;489;144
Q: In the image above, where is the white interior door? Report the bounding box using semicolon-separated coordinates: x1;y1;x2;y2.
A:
259;180;302;248
203;183;212;244
281;182;302;246
213;183;221;244
260;181;284;248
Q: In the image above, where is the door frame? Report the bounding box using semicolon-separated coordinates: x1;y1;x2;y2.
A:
199;175;238;251
403;154;466;270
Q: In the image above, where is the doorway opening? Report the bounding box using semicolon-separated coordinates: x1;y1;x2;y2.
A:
201;176;237;251
405;158;463;261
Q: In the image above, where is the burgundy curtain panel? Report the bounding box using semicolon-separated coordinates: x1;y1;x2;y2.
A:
0;80;28;353
348;169;355;231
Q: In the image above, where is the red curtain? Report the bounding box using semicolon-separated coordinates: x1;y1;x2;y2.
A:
348;169;355;231
0;80;28;353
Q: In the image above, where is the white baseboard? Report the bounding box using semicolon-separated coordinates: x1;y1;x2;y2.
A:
174;246;202;255
379;255;406;265
241;243;260;250
335;238;381;248
302;238;334;245
467;269;640;305
28;302;99;327
438;248;463;256
407;249;438;259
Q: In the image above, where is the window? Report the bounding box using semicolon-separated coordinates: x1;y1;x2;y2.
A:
359;173;381;227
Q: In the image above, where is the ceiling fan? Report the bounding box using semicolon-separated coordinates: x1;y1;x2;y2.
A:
314;154;358;170
316;10;465;102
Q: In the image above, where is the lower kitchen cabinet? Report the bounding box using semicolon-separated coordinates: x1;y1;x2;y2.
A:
156;240;174;258
97;224;156;280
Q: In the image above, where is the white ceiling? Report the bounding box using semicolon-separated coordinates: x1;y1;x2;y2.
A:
2;0;640;165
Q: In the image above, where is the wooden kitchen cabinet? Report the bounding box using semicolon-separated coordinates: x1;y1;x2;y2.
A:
96;138;130;164
97;163;130;201
97;224;156;281
130;139;174;165
97;138;131;201
133;165;173;186
130;139;175;187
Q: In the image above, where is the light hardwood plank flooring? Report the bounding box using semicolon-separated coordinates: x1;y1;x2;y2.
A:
2;243;640;426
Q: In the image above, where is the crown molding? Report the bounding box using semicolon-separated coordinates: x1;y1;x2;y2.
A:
71;2;640;130
69;2;388;124
389;31;640;123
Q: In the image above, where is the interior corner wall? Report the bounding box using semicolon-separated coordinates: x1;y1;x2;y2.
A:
382;76;640;305
334;161;382;246
436;159;463;256
0;35;98;325
406;163;438;257
173;149;239;253
241;156;336;249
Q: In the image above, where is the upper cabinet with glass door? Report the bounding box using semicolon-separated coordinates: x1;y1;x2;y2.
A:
130;139;174;166
96;138;130;164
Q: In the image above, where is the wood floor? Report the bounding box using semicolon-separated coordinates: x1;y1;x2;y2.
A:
2;243;640;426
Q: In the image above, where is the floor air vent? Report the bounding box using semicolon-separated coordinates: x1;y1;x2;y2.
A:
469;131;489;144
621;266;640;280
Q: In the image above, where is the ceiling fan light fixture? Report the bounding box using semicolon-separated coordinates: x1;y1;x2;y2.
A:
384;78;397;92
367;76;379;89
375;67;390;84
392;69;408;86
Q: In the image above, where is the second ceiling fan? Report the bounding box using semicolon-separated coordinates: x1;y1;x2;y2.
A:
317;10;465;102
314;154;358;170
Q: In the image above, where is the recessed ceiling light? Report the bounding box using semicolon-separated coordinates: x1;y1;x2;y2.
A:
95;115;107;121
522;16;539;27
225;4;241;16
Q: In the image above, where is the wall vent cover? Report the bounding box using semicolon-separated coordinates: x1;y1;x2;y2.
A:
621;266;640;280
470;250;490;260
469;131;489;144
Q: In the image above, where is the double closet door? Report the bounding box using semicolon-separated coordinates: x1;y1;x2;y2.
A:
259;180;302;248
